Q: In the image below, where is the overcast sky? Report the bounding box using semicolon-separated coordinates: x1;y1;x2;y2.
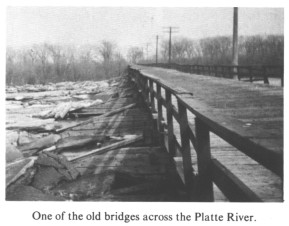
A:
7;7;284;55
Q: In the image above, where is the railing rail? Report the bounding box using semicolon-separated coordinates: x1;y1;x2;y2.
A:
128;66;282;202
139;63;284;87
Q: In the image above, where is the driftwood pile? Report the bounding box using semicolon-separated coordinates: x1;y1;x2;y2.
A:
6;75;143;201
33;99;103;119
6;80;110;94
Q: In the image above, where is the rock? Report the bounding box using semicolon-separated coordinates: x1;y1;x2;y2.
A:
35;153;65;169
53;153;79;180
33;152;80;189
18;131;34;145
14;167;37;186
6;145;23;163
6;185;65;201
6;157;36;187
6;131;19;146
32;166;66;190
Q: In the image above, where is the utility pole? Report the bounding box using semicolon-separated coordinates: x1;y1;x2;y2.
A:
232;7;239;68
168;27;172;64
163;26;179;64
156;35;159;64
145;43;149;60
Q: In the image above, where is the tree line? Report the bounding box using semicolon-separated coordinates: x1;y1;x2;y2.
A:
127;34;284;67
7;34;283;85
6;41;127;85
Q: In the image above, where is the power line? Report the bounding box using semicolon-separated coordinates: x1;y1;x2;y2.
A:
156;35;159;64
232;7;239;67
163;26;179;64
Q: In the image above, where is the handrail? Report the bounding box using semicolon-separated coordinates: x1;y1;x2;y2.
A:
128;65;282;202
139;63;284;87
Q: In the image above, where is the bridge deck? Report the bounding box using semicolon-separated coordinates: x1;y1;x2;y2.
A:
60;90;187;201
7;66;283;202
131;65;283;202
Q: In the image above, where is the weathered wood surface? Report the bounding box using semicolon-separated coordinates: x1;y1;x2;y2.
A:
7;68;283;202
6;76;187;201
140;63;284;86
133;65;283;155
131;65;283;202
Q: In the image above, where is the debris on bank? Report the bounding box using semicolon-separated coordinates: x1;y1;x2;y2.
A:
5;75;152;201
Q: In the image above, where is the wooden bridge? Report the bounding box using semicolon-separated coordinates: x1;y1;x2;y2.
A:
6;64;283;202
125;64;283;202
141;63;284;86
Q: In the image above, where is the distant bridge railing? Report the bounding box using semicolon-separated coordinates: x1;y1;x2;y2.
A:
139;63;284;87
128;66;282;202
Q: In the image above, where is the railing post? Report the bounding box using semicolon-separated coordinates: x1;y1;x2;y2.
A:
222;66;225;78
157;84;164;145
195;117;214;201
236;66;240;80
202;66;205;74
249;67;253;83
186;65;190;73
136;73;144;95
141;77;149;104
165;90;175;157
263;67;269;84
214;66;218;77
281;67;284;87
149;80;156;112
178;100;194;197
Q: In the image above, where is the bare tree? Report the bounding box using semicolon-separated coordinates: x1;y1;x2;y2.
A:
127;47;144;64
115;51;126;76
98;40;116;77
6;47;16;85
32;44;50;83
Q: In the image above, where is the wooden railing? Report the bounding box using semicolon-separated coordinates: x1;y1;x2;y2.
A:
128;66;283;202
140;63;284;87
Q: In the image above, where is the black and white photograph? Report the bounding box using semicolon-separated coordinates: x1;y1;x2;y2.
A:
2;1;288;225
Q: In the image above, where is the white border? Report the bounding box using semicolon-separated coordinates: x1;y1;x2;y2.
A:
1;1;288;226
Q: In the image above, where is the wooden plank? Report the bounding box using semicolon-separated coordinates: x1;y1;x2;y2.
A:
61;128;144;138
74;154;172;169
177;100;194;196
109;182;168;196
156;84;164;145
56;103;137;133
187;123;197;151
179;97;283;177
149;80;156;112
71;115;150;124
171;105;180;123
195;117;213;201
64;146;165;161
71;120;150;130
211;158;262;202
165;90;175;157
129;67;283;202
70;135;143;162
217;162;283;201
